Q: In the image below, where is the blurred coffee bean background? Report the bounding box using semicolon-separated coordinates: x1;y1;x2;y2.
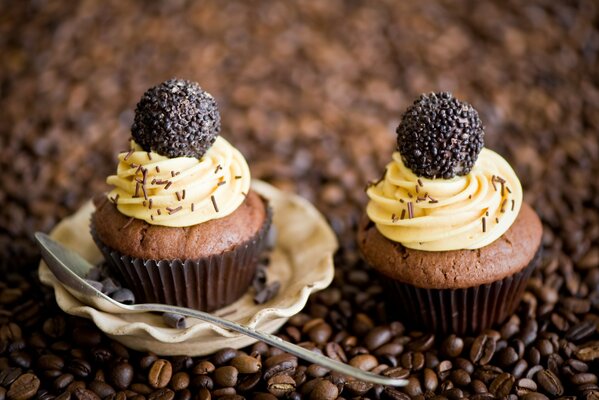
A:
1;1;597;271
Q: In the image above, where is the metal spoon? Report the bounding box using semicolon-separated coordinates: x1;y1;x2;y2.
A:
35;232;407;387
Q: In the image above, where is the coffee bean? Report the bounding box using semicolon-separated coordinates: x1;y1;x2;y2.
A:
344;380;373;396
450;369;471;387
324;342;347;363
407;333;434;352
454;357;474;374
443;387;463;399
526;365;544;380
9;351;31;369
139;355;158;370
176;389;191;400
130;384;152;395
266;375;296;397
382;367;409;379
72;389;99;400
381;387;410;400
91;347;113;365
566;320;596;342
263;354;298;380
236;372;260;392
169;372;189;391
55;393;70;400
148;389;174;400
7;373;39;400
403;377;422;397
473;365;503;384
497;346;520;367
191;375;213;390
88;381;115;398
54;374;74;391
310;379;338;400
349;354;378;371
577;341;599;361
212;348;238;366
423;367;438;392
214;366;238;387
400;352;424;371
519;320;538;346
196;388;210;400
442;335;464;358
512;359;528;378
515;378;537;396
571;373;598;385
306;364;330;378
522;393;549;400
66;382;85;394
536;369;564;396
192;361;215;375
38;354;65;371
364;326;392;350
489;372;515;397
562;297;591;314
470;393;494;400
308;323;332;345
211;392;236;400
148;360;172;389
231;355;261;374
471;379;487;394
470;334;496;365
68;359;92;378
43;317;66;339
566;358;589;373
537;339;554;357
110;361;133;390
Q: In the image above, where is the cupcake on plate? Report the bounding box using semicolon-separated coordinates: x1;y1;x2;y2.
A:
358;92;542;334
91;78;271;312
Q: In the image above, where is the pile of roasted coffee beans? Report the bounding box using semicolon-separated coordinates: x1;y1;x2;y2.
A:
1;1;598;399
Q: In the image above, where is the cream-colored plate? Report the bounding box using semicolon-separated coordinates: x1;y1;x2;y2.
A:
39;180;337;356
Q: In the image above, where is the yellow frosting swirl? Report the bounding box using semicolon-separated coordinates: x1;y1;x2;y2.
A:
366;148;522;251
106;136;251;227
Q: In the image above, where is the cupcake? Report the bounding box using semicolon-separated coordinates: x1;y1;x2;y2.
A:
358;92;542;335
91;78;271;312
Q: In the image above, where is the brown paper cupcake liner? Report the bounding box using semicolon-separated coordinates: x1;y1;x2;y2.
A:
380;248;541;335
91;205;272;312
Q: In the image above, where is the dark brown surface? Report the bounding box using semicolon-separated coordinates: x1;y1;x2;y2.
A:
92;190;266;260
1;1;598;399
358;203;543;289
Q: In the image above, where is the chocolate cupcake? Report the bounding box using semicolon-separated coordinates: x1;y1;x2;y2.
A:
358;92;542;335
91;78;271;312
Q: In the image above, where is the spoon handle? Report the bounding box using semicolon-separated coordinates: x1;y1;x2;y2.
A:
136;303;407;387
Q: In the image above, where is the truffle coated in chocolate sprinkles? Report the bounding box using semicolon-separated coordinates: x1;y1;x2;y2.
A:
396;92;484;179
131;78;220;159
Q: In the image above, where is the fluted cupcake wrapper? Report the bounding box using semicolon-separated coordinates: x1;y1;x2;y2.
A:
380;248;540;335
91;206;272;312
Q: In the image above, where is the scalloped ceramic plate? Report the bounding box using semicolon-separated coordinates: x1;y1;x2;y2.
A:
39;180;337;356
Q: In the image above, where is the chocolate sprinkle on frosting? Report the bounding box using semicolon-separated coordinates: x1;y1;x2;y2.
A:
396;92;484;179
211;195;219;212
131;78;220;159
